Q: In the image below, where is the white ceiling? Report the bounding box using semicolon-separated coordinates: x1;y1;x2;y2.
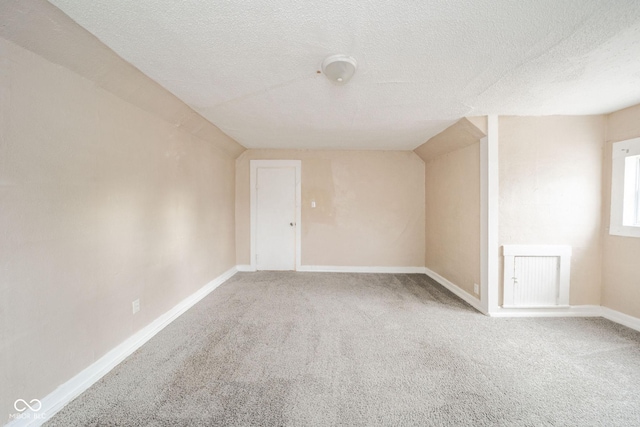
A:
49;0;640;150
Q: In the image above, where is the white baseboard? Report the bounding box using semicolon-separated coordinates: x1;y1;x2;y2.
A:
423;267;485;314
236;264;256;272
489;305;602;318
602;307;640;332
489;305;640;332
6;267;238;427
297;265;426;274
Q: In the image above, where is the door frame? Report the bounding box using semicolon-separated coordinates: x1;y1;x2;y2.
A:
250;160;302;271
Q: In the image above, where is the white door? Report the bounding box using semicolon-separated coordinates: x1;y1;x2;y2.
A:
510;256;560;307
255;166;297;270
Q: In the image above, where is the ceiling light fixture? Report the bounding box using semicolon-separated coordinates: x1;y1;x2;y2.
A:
321;54;357;85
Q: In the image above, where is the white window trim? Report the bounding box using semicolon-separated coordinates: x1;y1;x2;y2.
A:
610;137;640;238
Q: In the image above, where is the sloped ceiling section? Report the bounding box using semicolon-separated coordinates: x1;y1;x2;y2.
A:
1;0;245;158
49;0;640;150
415;118;486;163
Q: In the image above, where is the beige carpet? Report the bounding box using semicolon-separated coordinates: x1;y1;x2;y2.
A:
47;272;640;426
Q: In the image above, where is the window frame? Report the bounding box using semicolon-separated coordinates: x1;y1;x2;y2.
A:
634;156;640;226
610;137;640;238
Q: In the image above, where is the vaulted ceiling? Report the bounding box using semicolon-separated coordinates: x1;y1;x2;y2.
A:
49;0;640;150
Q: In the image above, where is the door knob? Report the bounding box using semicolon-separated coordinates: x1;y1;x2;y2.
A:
290;222;294;226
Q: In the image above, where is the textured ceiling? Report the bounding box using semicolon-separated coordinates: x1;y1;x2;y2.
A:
48;0;640;150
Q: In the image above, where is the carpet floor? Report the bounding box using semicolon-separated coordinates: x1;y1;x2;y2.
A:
47;272;640;426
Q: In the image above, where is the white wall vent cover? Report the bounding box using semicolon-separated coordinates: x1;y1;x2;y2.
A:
502;245;571;308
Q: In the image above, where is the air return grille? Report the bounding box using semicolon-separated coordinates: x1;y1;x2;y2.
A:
503;245;571;308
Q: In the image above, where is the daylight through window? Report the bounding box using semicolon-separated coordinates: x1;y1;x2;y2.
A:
610;138;640;237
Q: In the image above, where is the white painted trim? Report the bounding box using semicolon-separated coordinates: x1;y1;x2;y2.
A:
424;267;484;313
502;244;571;307
503;244;572;257
488;305;602;318
250;160;302;271
602;307;640;332
297;265;426;274
6;267;238;427
236;264;256;272
486;115;500;314
480;135;489;314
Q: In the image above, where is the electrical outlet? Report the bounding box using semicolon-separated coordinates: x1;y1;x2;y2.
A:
473;283;479;295
132;299;140;314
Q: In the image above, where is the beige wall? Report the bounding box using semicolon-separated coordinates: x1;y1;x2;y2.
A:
498;116;604;305
236;150;425;267
602;104;640;318
415;119;483;297
0;22;241;423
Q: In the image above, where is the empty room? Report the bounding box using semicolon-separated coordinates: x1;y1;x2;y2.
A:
2;0;640;425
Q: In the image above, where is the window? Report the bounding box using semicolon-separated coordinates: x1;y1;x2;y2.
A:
624;154;640;226
610;137;640;237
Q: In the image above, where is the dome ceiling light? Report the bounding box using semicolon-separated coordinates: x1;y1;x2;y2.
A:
321;54;357;85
